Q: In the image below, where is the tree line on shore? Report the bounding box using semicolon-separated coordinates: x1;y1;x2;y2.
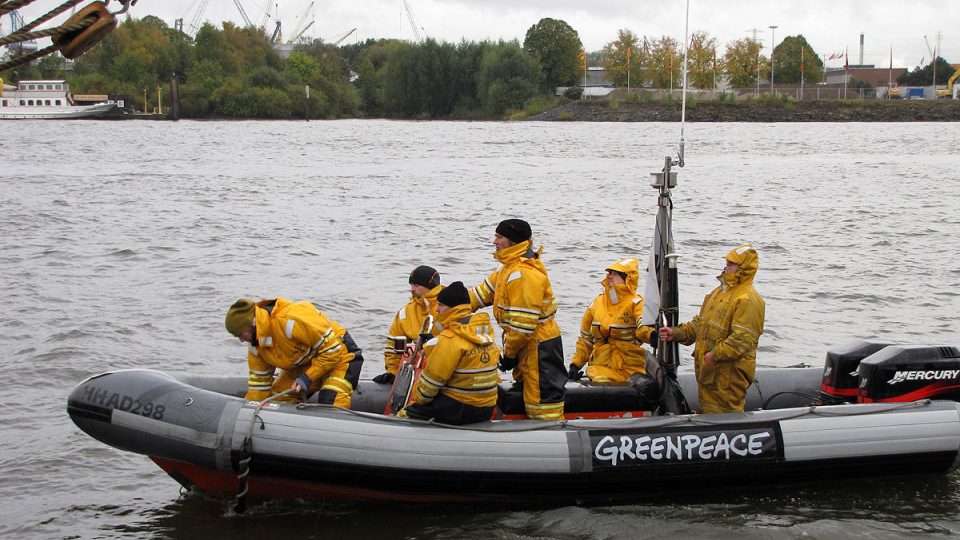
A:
5;15;954;119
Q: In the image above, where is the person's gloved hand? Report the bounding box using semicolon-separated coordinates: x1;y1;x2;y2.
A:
395;408;408;418
372;372;395;385
648;329;659;349
499;356;518;372
567;364;583;381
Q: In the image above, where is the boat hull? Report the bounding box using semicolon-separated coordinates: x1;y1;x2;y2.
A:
0;102;116;119
67;369;960;504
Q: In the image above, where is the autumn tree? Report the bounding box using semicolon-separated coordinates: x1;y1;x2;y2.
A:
772;35;823;84
601;29;647;88
523;18;582;91
648;35;681;89
722;37;766;89
687;31;719;89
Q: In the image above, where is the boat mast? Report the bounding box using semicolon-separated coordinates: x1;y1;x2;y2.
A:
648;0;691;415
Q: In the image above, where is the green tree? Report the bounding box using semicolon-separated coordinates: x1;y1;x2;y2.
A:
687;31;719;89
648;35;680;89
523;17;582;91
722;37;767;89
772;35;823;84
601;29;646;88
476;41;541;115
898;57;954;85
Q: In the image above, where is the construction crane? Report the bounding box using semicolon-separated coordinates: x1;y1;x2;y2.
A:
232;0;254;28
286;1;314;44
330;27;356;46
186;0;211;36
401;0;425;42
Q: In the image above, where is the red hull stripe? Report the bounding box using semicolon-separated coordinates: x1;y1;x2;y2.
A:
151;457;484;503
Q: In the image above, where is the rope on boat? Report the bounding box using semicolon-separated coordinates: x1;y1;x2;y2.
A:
233;388;295;514
0;0;134;73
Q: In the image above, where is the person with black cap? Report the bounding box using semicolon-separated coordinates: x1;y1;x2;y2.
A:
373;265;443;385
468;218;566;420
225;297;364;407
400;281;500;425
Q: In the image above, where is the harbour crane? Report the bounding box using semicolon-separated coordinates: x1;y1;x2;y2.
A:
232;0;254;28
286;1;314;44
330;27;356;46
401;0;425;42
186;0;211;36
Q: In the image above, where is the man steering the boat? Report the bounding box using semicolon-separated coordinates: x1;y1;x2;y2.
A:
225;298;364;407
399;281;500;424
659;243;765;413
468;219;566;420
373;265;443;385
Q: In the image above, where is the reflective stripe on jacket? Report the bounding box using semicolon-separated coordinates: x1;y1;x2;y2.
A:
469;240;560;358
383;285;441;374
414;305;500;408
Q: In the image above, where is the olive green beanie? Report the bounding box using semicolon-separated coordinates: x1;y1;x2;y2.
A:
225;298;256;337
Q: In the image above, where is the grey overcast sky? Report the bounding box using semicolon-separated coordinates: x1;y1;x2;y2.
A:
11;0;959;69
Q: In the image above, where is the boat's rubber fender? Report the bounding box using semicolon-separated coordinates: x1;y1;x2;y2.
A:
67;369;242;471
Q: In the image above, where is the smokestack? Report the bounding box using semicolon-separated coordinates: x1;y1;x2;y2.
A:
859;33;864;65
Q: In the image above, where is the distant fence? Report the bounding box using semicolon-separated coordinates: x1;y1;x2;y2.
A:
613;86;894;101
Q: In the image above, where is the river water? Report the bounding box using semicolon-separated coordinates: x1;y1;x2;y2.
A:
1;119;958;538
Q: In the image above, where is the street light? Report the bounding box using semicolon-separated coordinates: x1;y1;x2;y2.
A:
769;25;778;94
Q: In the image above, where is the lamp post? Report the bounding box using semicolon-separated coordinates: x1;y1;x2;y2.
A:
769;25;778;95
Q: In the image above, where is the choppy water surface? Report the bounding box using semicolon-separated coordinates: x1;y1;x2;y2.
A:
1;119;958;538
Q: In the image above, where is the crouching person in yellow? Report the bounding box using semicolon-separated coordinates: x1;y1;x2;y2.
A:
225;298;364;407
568;258;657;383
469;219;566;420
659;243;765;413
401;282;500;425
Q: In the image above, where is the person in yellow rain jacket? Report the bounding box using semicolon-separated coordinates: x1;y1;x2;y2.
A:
659;243;765;413
373;265;443;385
225;298;364;407
469;219;566;420
568;257;657;383
401;281;500;425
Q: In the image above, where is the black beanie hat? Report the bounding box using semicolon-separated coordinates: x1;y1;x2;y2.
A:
409;265;440;288
495;219;532;244
437;281;470;307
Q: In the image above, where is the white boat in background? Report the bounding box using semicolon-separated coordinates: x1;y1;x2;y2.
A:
0;79;117;119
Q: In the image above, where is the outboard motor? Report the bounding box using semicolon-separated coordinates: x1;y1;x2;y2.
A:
858;345;960;403
820;339;893;404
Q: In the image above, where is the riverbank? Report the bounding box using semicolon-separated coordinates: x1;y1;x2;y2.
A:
528;98;960;122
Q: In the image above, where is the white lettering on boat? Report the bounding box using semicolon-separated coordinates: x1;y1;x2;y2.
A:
591;427;777;467
888;370;960;385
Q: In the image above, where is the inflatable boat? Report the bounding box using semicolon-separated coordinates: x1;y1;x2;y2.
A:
67;341;960;506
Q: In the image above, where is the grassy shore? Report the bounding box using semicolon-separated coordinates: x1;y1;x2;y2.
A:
527;97;960;122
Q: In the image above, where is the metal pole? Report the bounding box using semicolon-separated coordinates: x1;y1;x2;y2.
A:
769;25;777;95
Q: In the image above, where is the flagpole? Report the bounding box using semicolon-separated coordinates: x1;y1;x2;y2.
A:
642;0;691;416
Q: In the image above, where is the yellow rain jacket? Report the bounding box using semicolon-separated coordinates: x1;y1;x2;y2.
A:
571;258;655;383
383;285;442;375
413;305;500;409
672;244;765;413
246;298;357;407
470;240;565;420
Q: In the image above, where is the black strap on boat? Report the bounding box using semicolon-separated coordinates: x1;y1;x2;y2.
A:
234;388;294;514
